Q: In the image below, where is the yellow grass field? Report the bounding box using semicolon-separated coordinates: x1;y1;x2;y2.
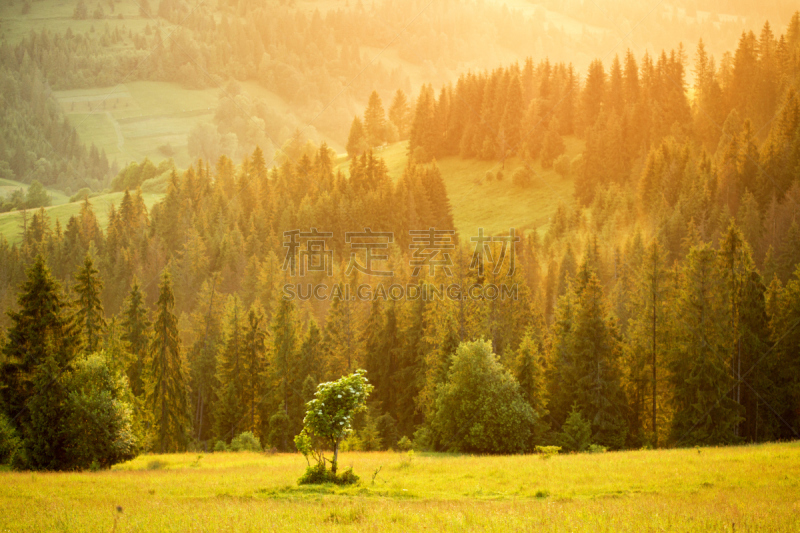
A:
1;442;799;532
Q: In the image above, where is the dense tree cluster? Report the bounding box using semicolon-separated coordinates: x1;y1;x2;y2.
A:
0;62;111;190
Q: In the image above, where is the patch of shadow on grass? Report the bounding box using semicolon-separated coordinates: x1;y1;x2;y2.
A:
216;492;255;502
146;460;167;470
324;505;367;525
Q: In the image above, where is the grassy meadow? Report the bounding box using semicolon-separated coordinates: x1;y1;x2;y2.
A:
53;80;342;170
0;442;798;531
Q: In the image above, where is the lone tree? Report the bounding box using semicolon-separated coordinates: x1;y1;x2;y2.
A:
295;369;372;476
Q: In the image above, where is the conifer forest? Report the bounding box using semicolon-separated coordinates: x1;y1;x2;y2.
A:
1;1;800;531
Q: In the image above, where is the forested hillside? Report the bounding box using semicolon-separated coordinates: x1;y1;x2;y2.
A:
2;10;800;468
2;0;800;473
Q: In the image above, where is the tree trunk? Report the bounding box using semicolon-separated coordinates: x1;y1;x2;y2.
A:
332;441;339;475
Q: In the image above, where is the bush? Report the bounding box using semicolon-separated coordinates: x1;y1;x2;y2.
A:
375;413;398;450
412;426;432;452
588;444;607;453
495;170;504;181
512;166;534;188
554;154;571;178
534;445;561;457
213;440;228;452
485;171;494;182
298;463;359;485
396;436;413;451
230;431;262;452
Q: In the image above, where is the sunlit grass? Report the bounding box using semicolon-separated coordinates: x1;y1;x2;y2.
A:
1;442;798;531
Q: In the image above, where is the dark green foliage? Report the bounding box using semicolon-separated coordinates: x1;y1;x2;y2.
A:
62;352;138;470
431;340;535;454
73;254;106;353
229;431;262;452
298;463;359;485
559;404;593;452
0;413;20;464
148;271;189;453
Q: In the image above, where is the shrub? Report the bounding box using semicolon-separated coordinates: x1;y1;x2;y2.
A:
396;436;413;451
588;444;608;453
375;413;398;449
554;154;571;178
61;352;138;470
298;463;359;485
495;170;504;181
512;166;534;188
534;445;561;457
213;440;228;453
412;427;432;452
485;171;494;182
230;431;262;452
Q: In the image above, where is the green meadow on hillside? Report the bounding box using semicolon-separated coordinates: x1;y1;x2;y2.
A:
54;80;345;170
1;443;798;532
341;139;583;237
0;189;163;245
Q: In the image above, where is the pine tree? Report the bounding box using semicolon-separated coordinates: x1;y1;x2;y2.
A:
72;253;106;353
213;296;246;442
0;255;80;469
121;279;150;397
364;90;387;147
669;244;740;445
514;331;549;443
269;297;297;450
346;116;368;158
625;239;669;447
388;89;411;140
148;271;189;453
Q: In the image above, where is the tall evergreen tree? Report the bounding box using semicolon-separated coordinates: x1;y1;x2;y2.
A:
0;256;80;469
72;253;106;353
148;271;189;453
669;244;741;445
120;279;150;398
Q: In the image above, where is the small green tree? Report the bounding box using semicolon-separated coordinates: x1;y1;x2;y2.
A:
295;369;372;477
559;403;592;452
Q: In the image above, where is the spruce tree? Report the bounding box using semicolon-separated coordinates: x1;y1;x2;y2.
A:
213;296;246;442
269;297;297;450
364;90;387;147
346;116;368;158
669;244;740;445
72;253;106;353
625;239;669;447
121;279;150;397
148;271;189;453
0;255;79;469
